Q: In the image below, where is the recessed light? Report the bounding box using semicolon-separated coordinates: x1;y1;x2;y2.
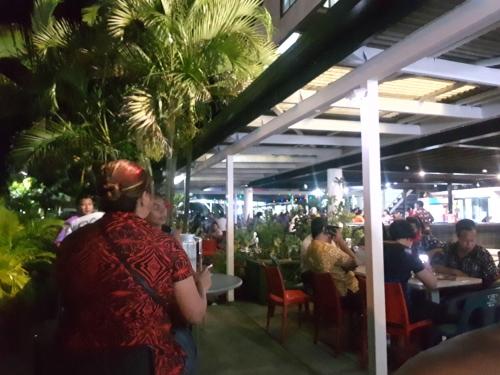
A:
476;182;481;188
393;182;398;186
385;182;391;188
433;184;438;188
418;170;426;177
404;166;410;171
482;169;488;173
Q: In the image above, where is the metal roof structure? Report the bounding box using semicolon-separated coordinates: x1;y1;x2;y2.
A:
184;0;500;193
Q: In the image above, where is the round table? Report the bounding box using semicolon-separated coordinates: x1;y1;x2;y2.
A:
207;273;243;296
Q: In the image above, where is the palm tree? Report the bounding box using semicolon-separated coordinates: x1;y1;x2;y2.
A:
103;0;276;212
1;0;142;190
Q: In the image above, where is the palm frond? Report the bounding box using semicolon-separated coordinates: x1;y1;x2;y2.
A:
82;4;102;27
108;0;156;38
123;89;169;160
31;0;64;34
33;19;73;55
0;26;26;58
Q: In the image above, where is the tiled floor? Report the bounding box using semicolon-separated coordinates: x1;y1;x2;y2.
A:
197;301;367;375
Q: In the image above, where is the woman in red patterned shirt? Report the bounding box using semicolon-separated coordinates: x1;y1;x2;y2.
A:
57;160;211;375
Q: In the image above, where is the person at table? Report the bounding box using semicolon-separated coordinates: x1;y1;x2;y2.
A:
57;160;212;375
394;324;500;375
54;193;97;246
431;219;498;286
384;220;437;316
406;216;444;259
304;217;359;300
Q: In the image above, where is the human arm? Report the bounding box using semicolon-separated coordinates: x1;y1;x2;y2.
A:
334;231;357;261
415;268;437;290
174;266;212;324
432;265;468;277
332;244;357;271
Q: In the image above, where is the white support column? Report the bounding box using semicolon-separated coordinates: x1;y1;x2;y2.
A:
360;80;387;375
244;187;254;224
226;155;235;302
327;168;343;213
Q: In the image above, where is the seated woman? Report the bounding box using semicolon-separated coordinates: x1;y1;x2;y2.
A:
57;160;211;375
54;194;96;246
384;220;437;320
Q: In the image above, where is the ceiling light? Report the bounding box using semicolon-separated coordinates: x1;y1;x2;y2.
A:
303;184;308;189
418;170;426;177
476;182;481;188
393;182;398;186
277;32;301;54
404;165;410;171
385;182;391;188
497;173;500;180
433;184;438;188
482;169;488;173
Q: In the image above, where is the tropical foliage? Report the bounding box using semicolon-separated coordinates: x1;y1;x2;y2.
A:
1;0;276;200
0;202;60;302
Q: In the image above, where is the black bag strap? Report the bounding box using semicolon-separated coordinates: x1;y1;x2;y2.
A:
101;228;168;308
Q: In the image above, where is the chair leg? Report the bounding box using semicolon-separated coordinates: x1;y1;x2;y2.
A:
313;309;320;344
266;303;275;331
298;304;303;327
281;305;288;343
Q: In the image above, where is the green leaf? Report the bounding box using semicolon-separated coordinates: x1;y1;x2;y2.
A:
82;5;102;26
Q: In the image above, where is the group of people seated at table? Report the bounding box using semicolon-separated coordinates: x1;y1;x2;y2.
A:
301;215;499;321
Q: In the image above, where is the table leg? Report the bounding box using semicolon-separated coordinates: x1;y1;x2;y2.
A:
429;290;440;304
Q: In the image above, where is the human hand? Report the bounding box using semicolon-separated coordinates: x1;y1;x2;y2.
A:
195;264;213;292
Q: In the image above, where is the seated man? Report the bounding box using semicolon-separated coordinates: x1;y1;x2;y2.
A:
384;220;437;319
304;217;359;298
432;219;498;286
395;324;500;375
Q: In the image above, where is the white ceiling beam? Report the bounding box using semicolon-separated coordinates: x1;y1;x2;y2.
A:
227;133;361;147
210;164;302;170
344;45;500;86
334;97;483;119
282;90;482;119
193;0;500;175
248;115;421;135
216;145;343;158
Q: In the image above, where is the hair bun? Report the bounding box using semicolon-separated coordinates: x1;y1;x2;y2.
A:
103;182;121;201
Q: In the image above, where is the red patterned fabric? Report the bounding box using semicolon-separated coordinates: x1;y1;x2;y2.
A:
57;212;193;375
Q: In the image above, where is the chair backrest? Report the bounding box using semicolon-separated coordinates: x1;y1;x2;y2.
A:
458;289;500;334
384;283;411;327
357;276;367;312
312;272;343;322
263;265;285;299
202;238;217;256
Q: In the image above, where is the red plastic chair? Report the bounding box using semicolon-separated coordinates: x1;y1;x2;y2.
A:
311;272;345;353
385;283;432;360
263;264;310;343
357;276;368;368
202;238;218;257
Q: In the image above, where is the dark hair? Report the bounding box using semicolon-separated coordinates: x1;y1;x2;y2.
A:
456;219;476;236
98;160;152;213
416;200;424;208
389;220;416;240
311;217;327;238
325;225;339;237
406;216;423;231
76;193;94;205
354;208;362;215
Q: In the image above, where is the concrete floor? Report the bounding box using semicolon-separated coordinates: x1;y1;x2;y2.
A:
197;301;367;375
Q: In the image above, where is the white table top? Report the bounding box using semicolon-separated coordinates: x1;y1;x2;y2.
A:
354;266;482;290
207;273;243;295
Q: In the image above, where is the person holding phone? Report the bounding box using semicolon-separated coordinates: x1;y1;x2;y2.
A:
304;218;359;302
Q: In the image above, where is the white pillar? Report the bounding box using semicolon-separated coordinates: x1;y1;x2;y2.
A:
327;168;343;213
244;187;254;224
226;155;235;302
360;80;387;375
